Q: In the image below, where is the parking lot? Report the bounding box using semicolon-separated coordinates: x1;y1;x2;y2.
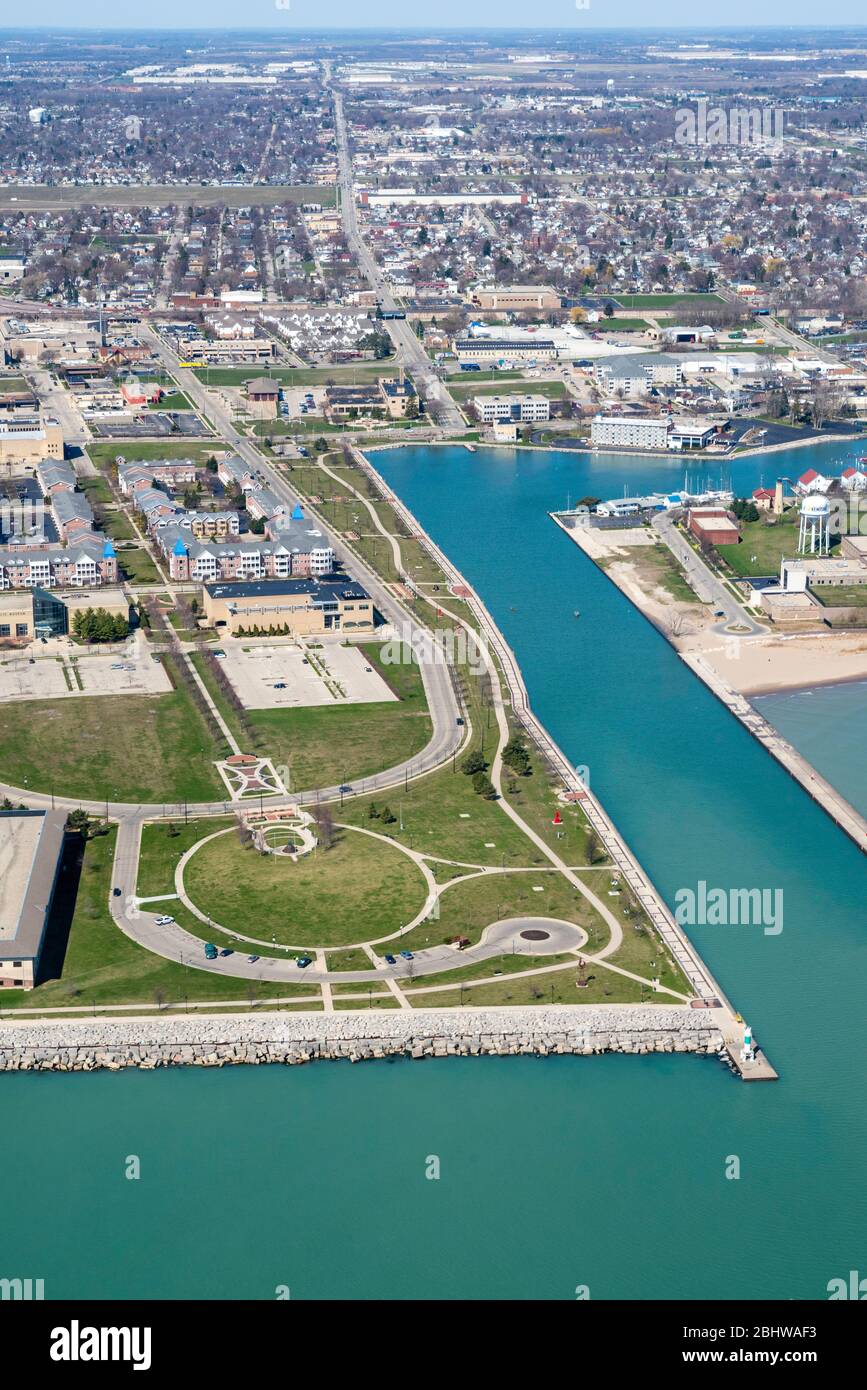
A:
0;645;173;703
217;639;397;710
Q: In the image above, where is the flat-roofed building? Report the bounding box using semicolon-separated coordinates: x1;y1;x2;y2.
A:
688;508;740;546
0;417;64;465
0;810;67;989
473;393;551;423
668;419;718;451
0;585;127;641
470;285;560;312
453;337;558;363
245;377;279;419
591;414;671;450
203;577;374;636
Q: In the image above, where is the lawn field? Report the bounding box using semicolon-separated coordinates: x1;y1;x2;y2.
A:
87;441;222;468
448;379;568;400
0;828;307;1012
613;293;724;309
0;663;226;803
191;642;432;791
183;823;429;947
716;511;838;576
193;362;395;388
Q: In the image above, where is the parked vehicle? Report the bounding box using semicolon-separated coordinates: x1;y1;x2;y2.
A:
247;955;260;964
296;956;312;968
399;950;414;961
219;949;234;957
384;954;397;965
155;915;175;926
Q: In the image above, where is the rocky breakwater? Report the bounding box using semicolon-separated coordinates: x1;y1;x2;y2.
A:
0;1006;726;1072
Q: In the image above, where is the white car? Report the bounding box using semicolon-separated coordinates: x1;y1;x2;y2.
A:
155;914;175;926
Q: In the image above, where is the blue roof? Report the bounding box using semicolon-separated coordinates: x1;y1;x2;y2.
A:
103;539;116;558
173;537;188;557
290;503;305;520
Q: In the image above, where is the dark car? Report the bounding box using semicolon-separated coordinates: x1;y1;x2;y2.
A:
219;948;234;957
112;887;122;897
384;954;397;966
296;956;312;968
247;955;260;964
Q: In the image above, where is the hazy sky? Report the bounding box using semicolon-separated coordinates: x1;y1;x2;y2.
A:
5;3;867;31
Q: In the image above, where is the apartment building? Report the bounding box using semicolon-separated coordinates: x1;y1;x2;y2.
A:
591;415;672;450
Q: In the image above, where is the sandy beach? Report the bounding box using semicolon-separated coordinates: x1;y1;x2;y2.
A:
557;519;867;695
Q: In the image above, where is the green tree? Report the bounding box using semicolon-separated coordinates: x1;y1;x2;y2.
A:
461;750;488;776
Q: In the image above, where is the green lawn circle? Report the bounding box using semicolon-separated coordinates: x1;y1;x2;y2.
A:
183;823;428;947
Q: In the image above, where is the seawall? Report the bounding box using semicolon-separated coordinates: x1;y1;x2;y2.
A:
0;1006;727;1071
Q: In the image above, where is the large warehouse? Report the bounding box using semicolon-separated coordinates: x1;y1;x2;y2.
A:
0;810;67;990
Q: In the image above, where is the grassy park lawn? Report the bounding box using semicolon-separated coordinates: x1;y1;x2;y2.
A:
193;362;394;388
0;676;226;803
613;293;724;309
407;967;659;1008
386;869;610;954
405;951;579;991
149;392;192;410
326;947;377;972
333;996;400;1009
87;441;220;468
0;829;303;1012
78;475;113;505
137;818;232;898
448;379;568;400
118;546;163;584
100;508;137;542
716;510;838;577
183;824;429;947
191;642;432;790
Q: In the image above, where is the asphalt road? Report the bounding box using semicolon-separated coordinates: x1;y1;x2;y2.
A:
329;86;464;432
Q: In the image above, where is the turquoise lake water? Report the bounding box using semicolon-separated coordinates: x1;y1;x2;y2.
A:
4;438;866;1300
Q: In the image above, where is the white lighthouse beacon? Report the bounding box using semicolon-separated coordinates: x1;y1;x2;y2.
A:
740;1024;755;1064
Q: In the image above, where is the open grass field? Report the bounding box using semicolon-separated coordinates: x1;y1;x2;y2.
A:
448;379;568;400
183;823;428;947
149;392;192;410
388;869;609;955
191;642;432;791
193;362;395;388
137;818;232;898
0;661;226;803
716;511;839;576
613;293;724;309
0;828;307;1012
118;545;163;585
87;441;221;468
